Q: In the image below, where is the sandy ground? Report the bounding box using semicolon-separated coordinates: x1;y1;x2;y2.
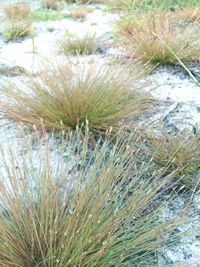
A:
0;0;200;265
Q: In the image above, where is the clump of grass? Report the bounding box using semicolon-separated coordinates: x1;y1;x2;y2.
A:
3;2;33;41
143;130;200;190
118;12;200;65
41;0;60;10
60;32;101;55
0;129;187;266
4;1;30;20
0;63;152;134
3;20;33;41
70;7;94;20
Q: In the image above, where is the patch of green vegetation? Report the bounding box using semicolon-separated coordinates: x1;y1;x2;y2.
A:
3;2;33;41
30;9;67;21
117;12;200;68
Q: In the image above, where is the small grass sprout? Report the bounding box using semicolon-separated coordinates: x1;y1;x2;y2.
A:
3;20;33;41
118;12;200;65
0;129;187;266
0;63;152;134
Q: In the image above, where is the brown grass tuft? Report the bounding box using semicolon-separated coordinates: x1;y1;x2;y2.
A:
0;63;152;134
143;130;200;190
0;129;187;266
118;12;200;65
3;2;33;41
41;0;61;10
60;32;101;55
4;1;30;20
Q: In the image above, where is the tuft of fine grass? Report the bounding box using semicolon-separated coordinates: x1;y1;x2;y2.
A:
0;63;152;134
117;12;200;65
0;129;187;266
174;7;200;22
70;7;94;20
4;1;30;20
3;2;33;41
60;32;101;55
143;130;200;190
41;0;61;10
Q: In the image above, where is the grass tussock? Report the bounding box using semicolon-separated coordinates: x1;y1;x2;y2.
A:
174;7;200;22
0;129;186;266
118;12;200;65
0;63;152;134
144;130;200;190
41;0;60;10
60;33;101;55
70;7;94;20
4;1;30;20
3;2;33;41
3;20;33;41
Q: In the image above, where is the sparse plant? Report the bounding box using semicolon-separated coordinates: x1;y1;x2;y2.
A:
0;63;152;134
3;2;33;41
118;12;200;65
0;129;187;266
143;130;200;189
60;32;101;55
3;20;33;41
